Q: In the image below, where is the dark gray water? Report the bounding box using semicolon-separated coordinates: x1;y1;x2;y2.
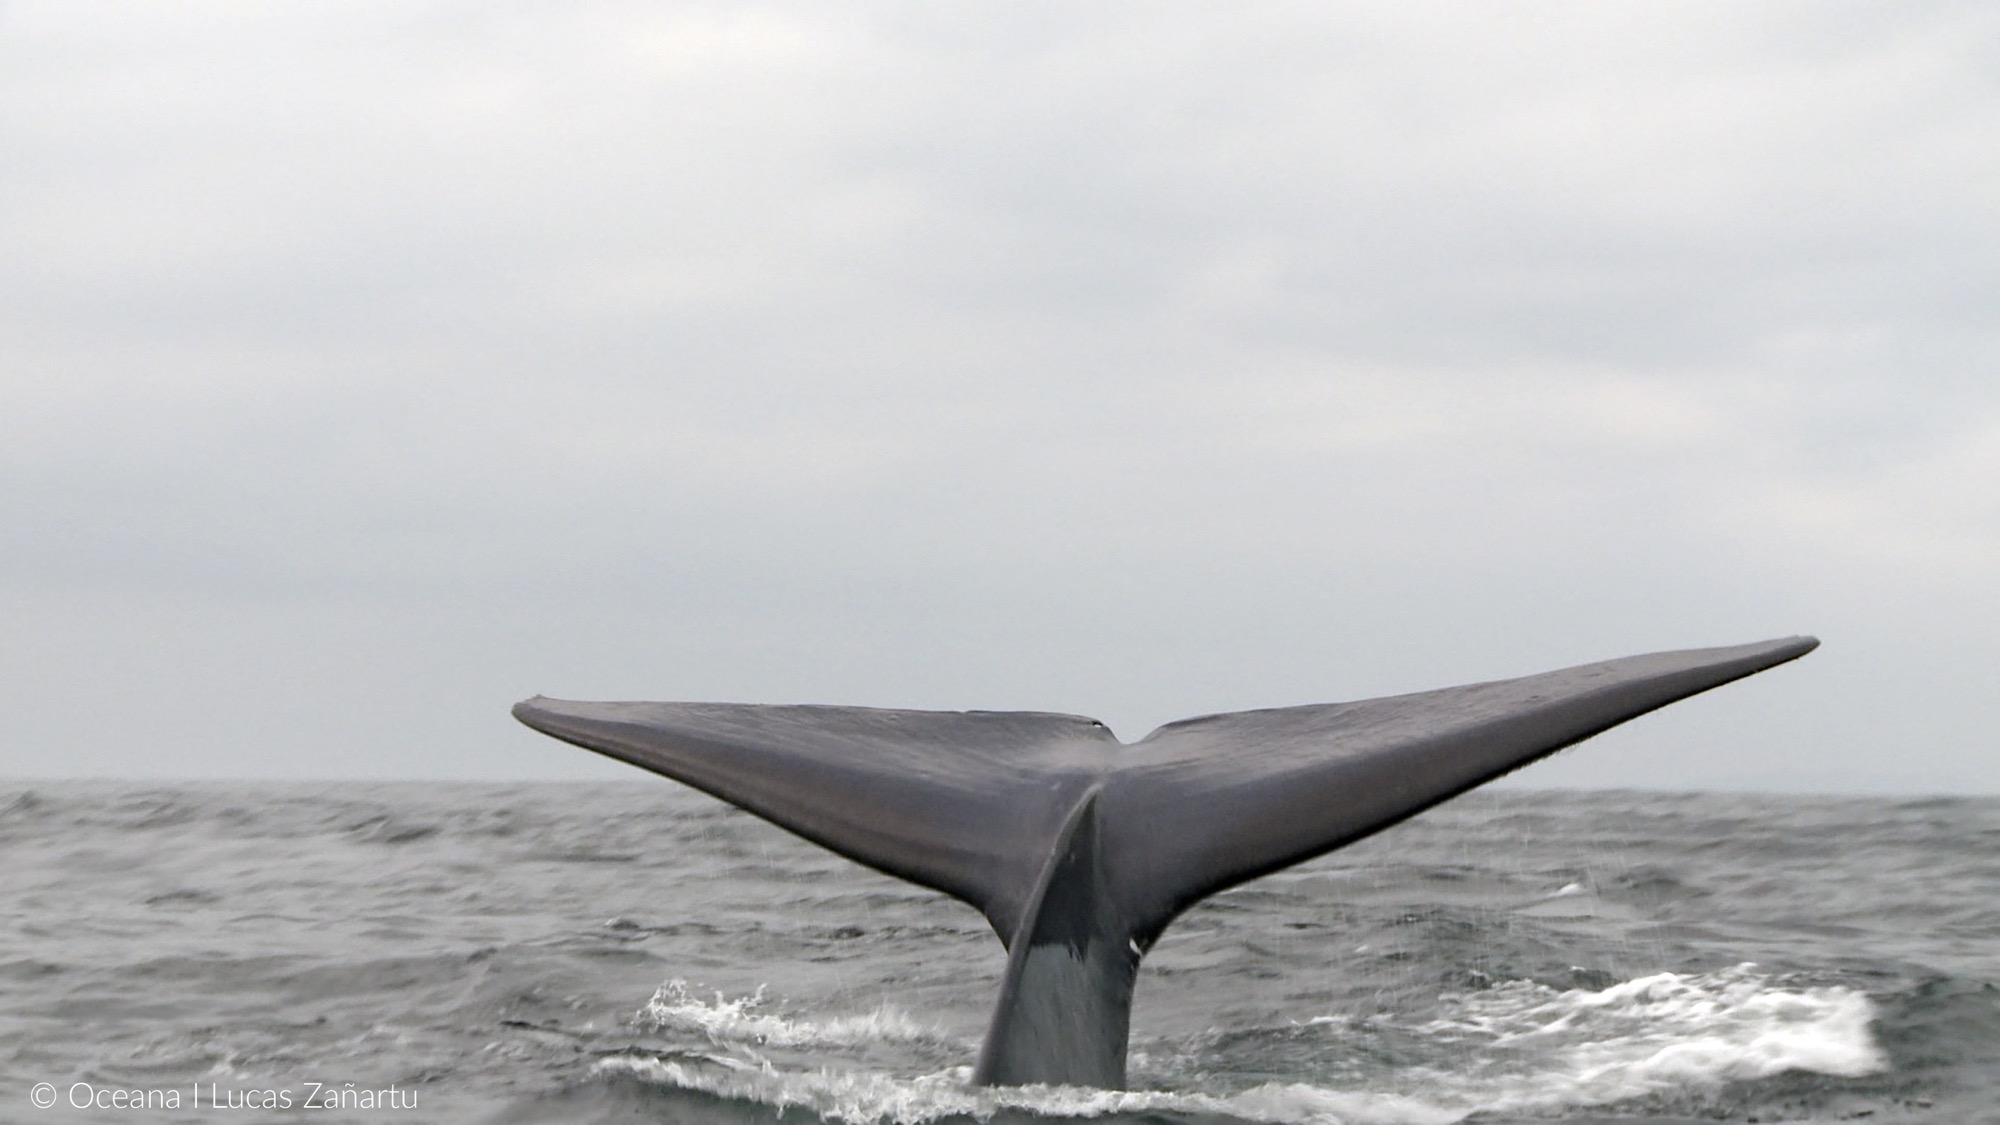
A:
2;783;1994;1124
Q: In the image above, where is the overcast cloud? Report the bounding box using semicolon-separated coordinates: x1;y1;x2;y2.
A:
3;2;1996;791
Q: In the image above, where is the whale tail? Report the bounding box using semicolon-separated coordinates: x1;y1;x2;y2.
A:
512;635;1817;1088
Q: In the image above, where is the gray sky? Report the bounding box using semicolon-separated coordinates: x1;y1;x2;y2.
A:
3;3;1995;791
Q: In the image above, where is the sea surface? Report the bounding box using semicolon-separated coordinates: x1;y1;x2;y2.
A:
1;782;1995;1125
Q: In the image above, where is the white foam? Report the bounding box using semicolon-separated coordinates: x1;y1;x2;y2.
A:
636;979;945;1049
1361;963;1887;1115
611;966;1886;1124
595;1056;1460;1125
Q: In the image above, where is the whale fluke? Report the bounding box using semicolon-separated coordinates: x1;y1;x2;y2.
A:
512;635;1816;1088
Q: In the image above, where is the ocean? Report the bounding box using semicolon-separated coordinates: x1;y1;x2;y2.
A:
2;782;1994;1124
